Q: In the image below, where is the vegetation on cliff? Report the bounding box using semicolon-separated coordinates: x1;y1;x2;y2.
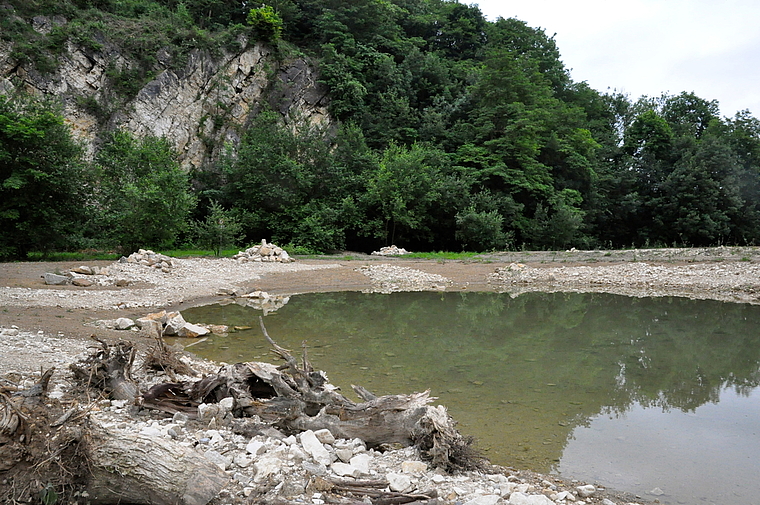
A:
2;0;760;258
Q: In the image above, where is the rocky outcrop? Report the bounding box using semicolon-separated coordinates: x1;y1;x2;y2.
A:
0;14;331;169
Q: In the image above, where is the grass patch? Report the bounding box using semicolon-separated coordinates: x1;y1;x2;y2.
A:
25;250;120;261
155;248;240;258
402;251;481;260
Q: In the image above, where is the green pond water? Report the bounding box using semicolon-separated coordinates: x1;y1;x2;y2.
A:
180;291;760;505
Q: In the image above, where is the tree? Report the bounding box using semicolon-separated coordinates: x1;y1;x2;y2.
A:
0;93;90;259
192;200;244;256
94;130;195;253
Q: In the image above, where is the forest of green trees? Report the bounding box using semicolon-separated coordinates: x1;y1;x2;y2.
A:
3;0;760;259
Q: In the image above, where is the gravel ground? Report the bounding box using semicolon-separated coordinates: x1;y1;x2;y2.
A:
4;246;760;505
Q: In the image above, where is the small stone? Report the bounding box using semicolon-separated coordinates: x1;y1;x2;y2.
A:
508;492;554;505
602;499;616;505
139;426;162;437
72;278;93;287
70;265;93;275
401;460;427;475
463;495;501;505
387;473;412;493
331;462;360;477
114;317;135;330
246;439;266;455
44;273;69;285
204;449;231;470
432;474;446;484
177;323;210;338
172;412;189;424
302;461;327;476
313;428;336;445
300;430;332;466
649;487;665;496
163;311;186;335
349;453;371;474
253;456;281;483
335;448;353;462
576;485;596;498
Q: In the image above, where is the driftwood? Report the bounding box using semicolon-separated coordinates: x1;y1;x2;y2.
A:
85;422;228;505
31;319;484;504
141;317;483;471
69;336;139;401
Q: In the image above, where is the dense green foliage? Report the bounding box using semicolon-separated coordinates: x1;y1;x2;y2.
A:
93;130;196;253
0;94;92;259
3;0;760;257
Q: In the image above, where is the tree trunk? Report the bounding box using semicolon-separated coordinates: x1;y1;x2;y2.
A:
85;422;229;505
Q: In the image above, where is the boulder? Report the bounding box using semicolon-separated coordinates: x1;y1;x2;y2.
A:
44;273;69;285
177;323;210;338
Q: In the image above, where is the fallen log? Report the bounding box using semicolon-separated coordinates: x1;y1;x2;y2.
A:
85;421;229;505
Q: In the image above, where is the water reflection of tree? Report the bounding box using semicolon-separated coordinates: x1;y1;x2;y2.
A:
184;291;760;469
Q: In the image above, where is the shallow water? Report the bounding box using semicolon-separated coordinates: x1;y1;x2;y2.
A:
180;291;760;505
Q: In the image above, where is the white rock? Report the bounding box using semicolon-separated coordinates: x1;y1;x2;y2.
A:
432;474;446;484
576;485;596;498
463;495;501;505
204;449;231;470
246;439;267;455
219;397;234;411
288;445;309;463
163;311;186;335
349;453;371;474
313;428;336;445
602;499;616;505
197;403;220;421
139;426;162;437
556;491;576;501
331;462;360;477
335;448;353;462
283;435;298;445
649;487;665;496
115;317;135;330
401;460;427;475
253;456;281;483
387;473;413;493
509;492;554;505
177;322;210;338
300;430;332;465
233;454;253;468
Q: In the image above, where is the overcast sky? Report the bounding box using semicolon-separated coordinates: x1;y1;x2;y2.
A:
473;0;760;118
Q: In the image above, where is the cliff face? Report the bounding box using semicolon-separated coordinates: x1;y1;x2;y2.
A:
0;15;330;169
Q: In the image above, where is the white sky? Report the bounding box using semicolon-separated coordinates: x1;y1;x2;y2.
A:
473;0;760;118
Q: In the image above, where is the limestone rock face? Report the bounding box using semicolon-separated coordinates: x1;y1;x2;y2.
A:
0;15;331;170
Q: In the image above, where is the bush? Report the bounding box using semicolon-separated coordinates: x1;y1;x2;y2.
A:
455;207;508;252
247;5;282;42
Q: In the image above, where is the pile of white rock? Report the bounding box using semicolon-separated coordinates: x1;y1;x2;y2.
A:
233;290;291;315
88;396;640;505
44;265;110;287
357;264;452;293
92;310;228;338
233;240;294;263
371;245;410;256
119;249;177;272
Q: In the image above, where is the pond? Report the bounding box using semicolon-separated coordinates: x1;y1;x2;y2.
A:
179;291;760;505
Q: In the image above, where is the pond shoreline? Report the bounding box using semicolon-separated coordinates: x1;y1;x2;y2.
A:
4;246;760;504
